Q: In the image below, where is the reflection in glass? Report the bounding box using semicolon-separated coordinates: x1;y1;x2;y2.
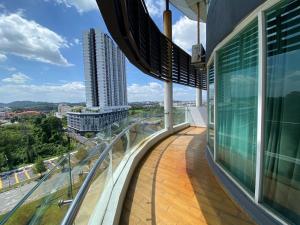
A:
173;107;186;126
208;63;215;155
216;19;258;194
263;0;300;223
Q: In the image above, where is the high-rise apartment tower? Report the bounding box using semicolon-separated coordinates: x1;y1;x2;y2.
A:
83;28;127;109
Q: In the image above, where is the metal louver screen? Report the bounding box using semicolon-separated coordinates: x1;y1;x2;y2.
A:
266;0;300;56
100;0;207;90
218;21;258;75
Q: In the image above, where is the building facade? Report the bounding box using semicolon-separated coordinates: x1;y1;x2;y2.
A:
68;29;128;134
206;0;300;224
67;109;128;134
56;104;71;118
83;28;127;109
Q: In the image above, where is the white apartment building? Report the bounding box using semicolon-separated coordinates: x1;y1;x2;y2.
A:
57;104;71;118
83;29;127;109
68;29;128;134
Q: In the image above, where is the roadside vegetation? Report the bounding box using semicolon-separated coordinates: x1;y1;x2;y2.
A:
0;180;83;225
33;158;47;175
0;115;75;172
129;105;164;117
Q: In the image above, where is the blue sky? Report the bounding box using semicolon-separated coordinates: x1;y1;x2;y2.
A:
0;0;206;103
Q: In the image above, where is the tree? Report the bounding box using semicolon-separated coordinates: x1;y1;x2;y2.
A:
39;116;63;143
25;135;35;163
34;158;47;175
84;132;94;138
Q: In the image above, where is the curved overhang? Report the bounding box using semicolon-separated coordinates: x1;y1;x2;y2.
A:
170;0;207;22
96;0;207;90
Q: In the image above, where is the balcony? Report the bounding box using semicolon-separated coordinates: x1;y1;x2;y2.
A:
120;127;254;225
0;109;208;225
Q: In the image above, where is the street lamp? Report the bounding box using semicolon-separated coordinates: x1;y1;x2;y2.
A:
4;154;10;188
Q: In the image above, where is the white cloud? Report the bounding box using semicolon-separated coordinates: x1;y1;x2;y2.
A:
0;13;72;66
0;65;16;72
127;82;206;102
172;16;206;53
74;38;80;45
0;81;85;103
51;0;98;13
128;82;164;102
144;0;164;17
0;53;7;62
2;72;31;84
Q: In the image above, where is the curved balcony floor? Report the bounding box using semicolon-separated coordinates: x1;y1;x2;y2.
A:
119;127;255;225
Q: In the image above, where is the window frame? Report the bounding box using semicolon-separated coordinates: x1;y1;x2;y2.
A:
206;0;290;224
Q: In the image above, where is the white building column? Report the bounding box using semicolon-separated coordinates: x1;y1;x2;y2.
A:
196;88;202;107
196;2;202;107
163;0;173;132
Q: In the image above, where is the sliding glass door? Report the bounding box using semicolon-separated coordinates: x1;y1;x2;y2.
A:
216;19;258;194
262;0;300;223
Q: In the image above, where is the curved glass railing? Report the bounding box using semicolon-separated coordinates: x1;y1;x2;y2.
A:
0;140;105;225
0;111;190;225
173;107;187;126
61;115;165;225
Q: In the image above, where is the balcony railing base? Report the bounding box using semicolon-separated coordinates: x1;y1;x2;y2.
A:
93;123;189;225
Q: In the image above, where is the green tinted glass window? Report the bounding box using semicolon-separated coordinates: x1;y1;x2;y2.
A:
216;19;258;194
263;0;300;223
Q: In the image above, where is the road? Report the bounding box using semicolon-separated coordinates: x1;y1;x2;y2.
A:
0;122;155;217
0;181;37;214
0;132;97;191
0;141;104;215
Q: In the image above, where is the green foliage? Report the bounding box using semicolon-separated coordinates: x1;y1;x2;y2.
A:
34;158;47;174
84;132;94;138
37;116;63;143
129;106;164;117
61;117;67;127
0;115;72;172
71;107;83;113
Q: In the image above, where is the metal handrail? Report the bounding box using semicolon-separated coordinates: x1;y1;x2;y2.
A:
0;155;69;225
60;120;143;225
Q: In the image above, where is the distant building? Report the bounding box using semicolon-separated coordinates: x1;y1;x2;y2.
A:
0;107;11;120
67;108;128;134
0;107;11;112
68;29;128;133
83;28;127;108
0;112;7;120
173;101;196;107
56;104;71;118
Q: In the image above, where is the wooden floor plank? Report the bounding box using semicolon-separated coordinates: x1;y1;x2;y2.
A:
120;127;255;225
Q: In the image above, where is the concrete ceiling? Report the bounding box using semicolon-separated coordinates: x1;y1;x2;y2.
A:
170;0;208;22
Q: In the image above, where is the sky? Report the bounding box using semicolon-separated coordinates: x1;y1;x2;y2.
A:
0;0;206;103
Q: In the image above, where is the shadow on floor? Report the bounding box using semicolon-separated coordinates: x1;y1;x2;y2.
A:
120;128;254;225
185;129;255;225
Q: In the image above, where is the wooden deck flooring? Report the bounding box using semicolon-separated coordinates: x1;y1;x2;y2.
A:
119;127;255;225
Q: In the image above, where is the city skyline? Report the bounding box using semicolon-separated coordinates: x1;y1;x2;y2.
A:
0;0;206;103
